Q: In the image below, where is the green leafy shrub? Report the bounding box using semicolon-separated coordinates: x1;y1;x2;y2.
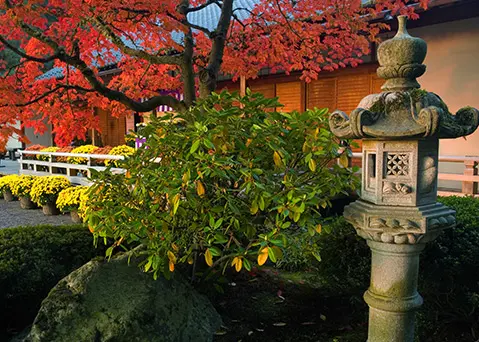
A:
278;215;370;295
0;224;105;339
85;91;358;279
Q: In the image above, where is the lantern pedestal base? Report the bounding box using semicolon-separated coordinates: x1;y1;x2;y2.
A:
364;241;424;342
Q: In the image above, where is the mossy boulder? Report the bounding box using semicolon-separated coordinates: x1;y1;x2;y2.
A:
24;252;222;342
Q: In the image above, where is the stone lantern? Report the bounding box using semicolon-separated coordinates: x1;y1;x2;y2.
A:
329;16;479;342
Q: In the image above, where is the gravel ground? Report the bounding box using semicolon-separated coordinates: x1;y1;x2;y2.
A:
0;200;74;228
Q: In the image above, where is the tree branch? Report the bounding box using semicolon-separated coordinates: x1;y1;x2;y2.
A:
274;0;302;39
178;0;196;106
199;0;234;96
91;16;182;65
61;52;186;112
184;0;220;14
2;84;94;108
0;35;59;63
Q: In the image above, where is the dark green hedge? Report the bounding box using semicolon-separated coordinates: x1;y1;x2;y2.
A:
279;196;479;342
0;224;105;339
418;196;479;341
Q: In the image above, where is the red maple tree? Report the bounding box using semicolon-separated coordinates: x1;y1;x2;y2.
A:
0;0;428;146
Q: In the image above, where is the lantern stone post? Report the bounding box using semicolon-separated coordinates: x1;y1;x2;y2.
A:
329;16;479;342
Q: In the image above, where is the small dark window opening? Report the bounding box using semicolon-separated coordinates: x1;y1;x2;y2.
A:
368;153;376;179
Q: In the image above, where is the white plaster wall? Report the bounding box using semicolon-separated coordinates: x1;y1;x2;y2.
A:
6;121;22;149
24;124;53;147
409;17;479;190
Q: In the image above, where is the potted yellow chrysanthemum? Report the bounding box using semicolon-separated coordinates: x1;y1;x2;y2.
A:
0;175;19;202
10;175;38;209
30;176;71;215
56;186;88;223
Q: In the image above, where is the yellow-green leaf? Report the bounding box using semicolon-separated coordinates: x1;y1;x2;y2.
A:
258;196;265;211
205;249;213;267
268;247;277;263
190;140;201;154
172;194;180;215
196;180;206;197
293;211;301;222
182;171;190;183
231;257;243;272
273;151;283;167
258;247;269;266
271;246;283;261
308;158;316;172
144;258;153;272
167;251;176;263
339;154;349;168
250;200;259;215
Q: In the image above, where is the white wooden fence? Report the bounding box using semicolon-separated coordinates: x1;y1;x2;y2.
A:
17;150;479;196
19;151;126;185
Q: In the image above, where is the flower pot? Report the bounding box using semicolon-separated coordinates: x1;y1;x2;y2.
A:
42;202;60;216
70;210;83;223
20;196;36;209
3;189;15;202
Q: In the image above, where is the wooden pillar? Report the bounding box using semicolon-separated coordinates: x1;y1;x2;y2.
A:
92;129;97;146
462;159;478;195
240;76;246;97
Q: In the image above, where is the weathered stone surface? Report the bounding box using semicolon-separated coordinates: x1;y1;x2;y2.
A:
24;252;222;342
377;15;427;91
328;15;479;342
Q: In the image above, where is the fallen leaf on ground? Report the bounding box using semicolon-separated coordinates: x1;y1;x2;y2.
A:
273;322;287;327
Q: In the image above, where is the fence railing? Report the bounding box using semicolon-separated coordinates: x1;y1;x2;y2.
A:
351;152;479;197
19;151;126;185
17;150;479;196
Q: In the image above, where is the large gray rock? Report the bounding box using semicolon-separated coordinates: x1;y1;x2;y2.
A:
24;252;222;342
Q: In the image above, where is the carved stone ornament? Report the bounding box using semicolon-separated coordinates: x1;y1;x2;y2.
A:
343;200;456;245
329;16;479;140
383;181;411;195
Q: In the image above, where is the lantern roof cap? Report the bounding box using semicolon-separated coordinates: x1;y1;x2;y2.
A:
329;16;479;140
